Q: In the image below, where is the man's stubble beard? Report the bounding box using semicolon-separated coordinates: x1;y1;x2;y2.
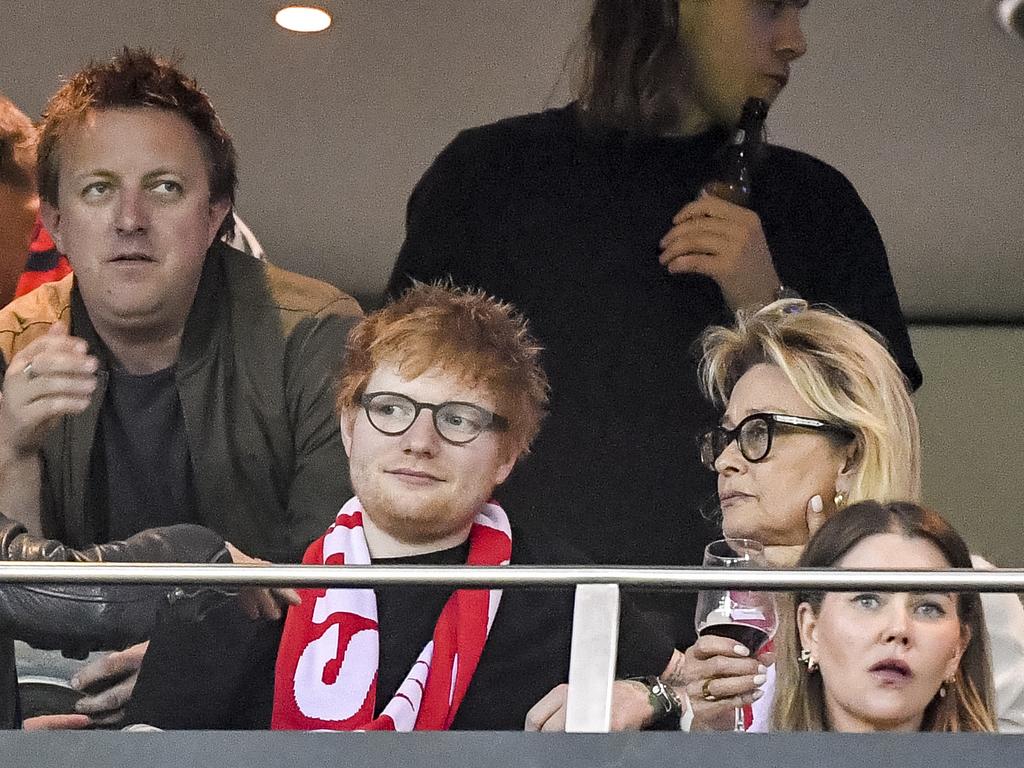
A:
351;462;491;546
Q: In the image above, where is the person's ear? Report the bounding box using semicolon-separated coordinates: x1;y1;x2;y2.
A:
340;408;357;459
39;200;63;252
491;445;518;488
944;620;972;682
833;438;862;502
206;197;232;245
797;601;819;659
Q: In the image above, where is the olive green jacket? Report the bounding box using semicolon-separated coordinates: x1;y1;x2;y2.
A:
0;243;362;562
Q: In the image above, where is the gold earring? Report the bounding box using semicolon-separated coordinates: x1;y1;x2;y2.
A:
833;491;846;509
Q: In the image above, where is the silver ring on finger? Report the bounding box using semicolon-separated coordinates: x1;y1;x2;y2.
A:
701;678;718;702
23;361;38;380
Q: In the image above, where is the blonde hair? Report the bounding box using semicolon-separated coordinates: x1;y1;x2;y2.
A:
698;299;921;504
771;501;996;732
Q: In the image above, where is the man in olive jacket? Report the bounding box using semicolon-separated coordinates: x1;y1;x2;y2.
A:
0;49;360;724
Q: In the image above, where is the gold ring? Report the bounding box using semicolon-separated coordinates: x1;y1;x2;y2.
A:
701;678;717;702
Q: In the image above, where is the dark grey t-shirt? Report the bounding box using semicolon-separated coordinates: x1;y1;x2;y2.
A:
94;366;199;542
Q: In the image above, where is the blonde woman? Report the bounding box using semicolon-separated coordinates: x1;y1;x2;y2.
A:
680;299;1023;731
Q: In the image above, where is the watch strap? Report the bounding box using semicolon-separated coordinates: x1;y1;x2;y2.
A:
626;675;683;722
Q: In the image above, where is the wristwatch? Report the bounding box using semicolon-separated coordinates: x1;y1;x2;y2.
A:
627;675;684;722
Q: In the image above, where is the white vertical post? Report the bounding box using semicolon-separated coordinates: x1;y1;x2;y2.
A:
564;583;620;733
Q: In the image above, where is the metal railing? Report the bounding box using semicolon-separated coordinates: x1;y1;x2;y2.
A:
2;562;1022;733
1;562;1023;591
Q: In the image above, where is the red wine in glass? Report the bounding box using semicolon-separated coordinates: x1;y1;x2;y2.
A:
694;539;777;731
697;622;771;655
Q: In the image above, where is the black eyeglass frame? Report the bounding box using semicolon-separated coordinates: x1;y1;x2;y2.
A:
698;412;854;470
358;391;509;446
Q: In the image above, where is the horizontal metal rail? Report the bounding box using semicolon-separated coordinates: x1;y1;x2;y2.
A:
0;562;1022;591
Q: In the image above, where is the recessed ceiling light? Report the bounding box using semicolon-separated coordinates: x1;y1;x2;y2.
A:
275;6;332;33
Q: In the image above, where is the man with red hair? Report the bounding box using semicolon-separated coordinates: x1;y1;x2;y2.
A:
127;283;686;731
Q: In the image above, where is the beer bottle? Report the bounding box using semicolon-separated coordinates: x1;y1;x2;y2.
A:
703;97;769;207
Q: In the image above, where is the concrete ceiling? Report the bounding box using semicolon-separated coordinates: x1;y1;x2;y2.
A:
3;1;1022;320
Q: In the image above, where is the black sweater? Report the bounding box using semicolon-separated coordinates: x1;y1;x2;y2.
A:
127;530;674;730
388;104;920;645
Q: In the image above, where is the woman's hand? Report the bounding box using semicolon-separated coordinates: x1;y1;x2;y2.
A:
680;635;773;731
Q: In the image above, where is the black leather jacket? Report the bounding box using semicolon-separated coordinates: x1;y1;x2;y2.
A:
0;514;229;727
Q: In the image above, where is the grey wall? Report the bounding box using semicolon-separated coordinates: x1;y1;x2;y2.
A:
4;1;1022;320
912;325;1024;567
3;731;1022;767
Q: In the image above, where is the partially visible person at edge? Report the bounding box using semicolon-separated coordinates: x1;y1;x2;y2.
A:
772;500;996;733
0;49;361;726
682;299;1022;731
0;512;232;729
125;284;688;732
386;0;920;647
0;95;42;306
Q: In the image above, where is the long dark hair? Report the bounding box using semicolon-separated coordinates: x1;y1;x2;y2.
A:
572;0;691;134
772;500;996;732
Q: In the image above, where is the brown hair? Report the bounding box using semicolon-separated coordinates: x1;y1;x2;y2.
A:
571;0;692;134
771;500;996;732
37;48;236;238
336;283;549;459
0;94;37;191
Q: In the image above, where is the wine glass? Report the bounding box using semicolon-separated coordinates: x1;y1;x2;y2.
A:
694;538;778;731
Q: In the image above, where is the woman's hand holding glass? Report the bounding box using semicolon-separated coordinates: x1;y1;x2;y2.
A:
692;538;778;731
680;633;774;730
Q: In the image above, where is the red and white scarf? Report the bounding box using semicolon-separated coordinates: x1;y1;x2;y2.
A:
271;496;511;731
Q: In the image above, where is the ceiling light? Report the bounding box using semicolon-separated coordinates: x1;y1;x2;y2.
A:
996;0;1024;41
275;6;332;33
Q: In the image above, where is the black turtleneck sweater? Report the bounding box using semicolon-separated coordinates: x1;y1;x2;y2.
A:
387;103;919;646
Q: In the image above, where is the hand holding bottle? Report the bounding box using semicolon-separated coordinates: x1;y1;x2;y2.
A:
658;96;782;310
658;191;780;310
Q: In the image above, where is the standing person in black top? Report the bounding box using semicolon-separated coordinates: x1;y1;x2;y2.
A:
128;284;686;731
387;0;920;648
